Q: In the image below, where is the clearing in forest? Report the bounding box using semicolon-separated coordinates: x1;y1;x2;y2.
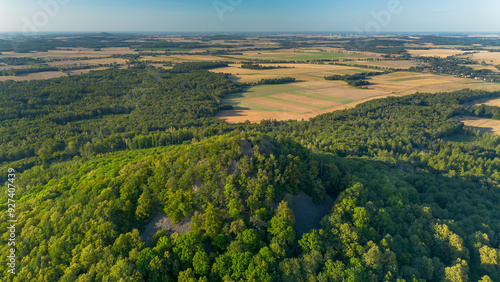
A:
454;116;500;136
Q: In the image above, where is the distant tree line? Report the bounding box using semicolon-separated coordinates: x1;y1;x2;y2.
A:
171;62;229;73
240;63;290;70
242;77;296;86
0;57;52;65
324;71;389;87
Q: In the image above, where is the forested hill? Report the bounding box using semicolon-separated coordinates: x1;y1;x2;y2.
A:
0;64;240;173
0;64;500;281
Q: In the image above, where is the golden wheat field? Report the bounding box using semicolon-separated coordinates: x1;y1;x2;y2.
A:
407;49;466;58
463;97;500;108
461;51;500;65
367;71;500;95
454;116;500;136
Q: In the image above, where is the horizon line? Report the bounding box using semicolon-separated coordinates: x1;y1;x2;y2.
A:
0;31;499;36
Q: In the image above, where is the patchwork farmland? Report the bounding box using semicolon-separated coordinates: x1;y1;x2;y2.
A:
212;63;500;123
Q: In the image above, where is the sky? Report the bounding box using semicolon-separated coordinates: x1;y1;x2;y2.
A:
0;0;499;33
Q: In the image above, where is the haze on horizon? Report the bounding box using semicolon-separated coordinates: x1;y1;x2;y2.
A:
0;0;499;34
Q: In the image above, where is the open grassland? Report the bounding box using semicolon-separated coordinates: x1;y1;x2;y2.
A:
454;116;500;136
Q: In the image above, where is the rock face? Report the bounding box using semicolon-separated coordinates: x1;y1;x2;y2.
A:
290;192;334;238
141;213;192;243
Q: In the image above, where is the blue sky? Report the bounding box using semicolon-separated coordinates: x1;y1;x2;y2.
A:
0;0;499;33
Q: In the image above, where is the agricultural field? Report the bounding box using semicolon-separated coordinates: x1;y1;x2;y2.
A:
367;71;500;95
212;63;383;83
64;67;109;75
347;60;420;69
463;96;500;108
0;65;33;70
464;64;500;73
0;71;67;81
4;32;500;281
212;63;393;123
0;47;136;60
215;83;389;123
220;48;377;61
47;57;128;67
460;51;500;65
212;63;500;123
407;48;467;57
141;54;236;62
454;116;500;136
2;34;500;123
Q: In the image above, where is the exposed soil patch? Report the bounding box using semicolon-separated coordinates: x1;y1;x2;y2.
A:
141;213;191;243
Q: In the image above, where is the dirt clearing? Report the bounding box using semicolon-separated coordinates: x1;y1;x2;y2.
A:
141;213;192;243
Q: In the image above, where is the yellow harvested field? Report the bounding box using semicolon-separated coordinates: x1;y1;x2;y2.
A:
0;71;67;81
407;49;466;58
461;51;500;65
211;63;383;84
463;97;500;108
464;64;500;73
211;63;500;124
217;95;393;124
0;48;137;60
454;116;500;136
368;72;500;95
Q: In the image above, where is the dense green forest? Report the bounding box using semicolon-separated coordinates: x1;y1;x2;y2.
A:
1;61;500;281
469;104;500;120
0;65;239;171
